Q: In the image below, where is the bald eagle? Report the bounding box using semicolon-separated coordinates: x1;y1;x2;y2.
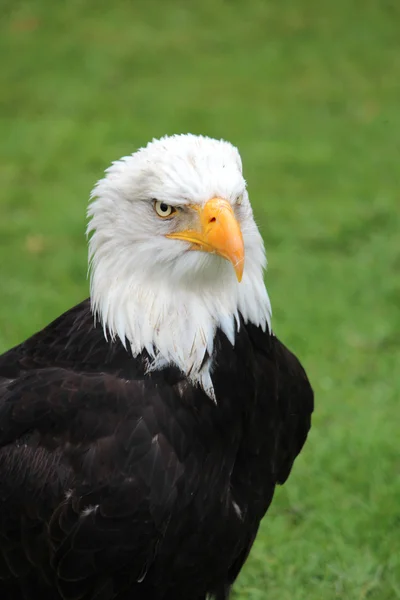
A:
0;134;313;600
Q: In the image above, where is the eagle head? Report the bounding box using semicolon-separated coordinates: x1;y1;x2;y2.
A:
87;134;271;398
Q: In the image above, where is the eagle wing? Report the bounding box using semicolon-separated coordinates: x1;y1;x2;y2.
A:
220;326;314;594
273;336;314;484
244;323;314;488
0;367;187;599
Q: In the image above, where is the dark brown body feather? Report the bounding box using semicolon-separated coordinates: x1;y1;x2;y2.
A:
0;299;313;600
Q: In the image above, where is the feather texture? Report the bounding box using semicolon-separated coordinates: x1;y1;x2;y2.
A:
0;300;313;599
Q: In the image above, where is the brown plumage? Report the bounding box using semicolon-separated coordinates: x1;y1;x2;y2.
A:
0;300;313;599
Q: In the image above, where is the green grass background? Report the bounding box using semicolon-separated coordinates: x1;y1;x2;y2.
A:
1;1;399;598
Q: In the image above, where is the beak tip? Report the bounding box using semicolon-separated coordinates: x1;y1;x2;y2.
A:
234;260;244;283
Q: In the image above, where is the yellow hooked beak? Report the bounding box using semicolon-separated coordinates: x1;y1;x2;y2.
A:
166;197;245;282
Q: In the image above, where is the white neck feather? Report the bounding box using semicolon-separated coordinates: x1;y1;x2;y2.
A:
89;228;271;401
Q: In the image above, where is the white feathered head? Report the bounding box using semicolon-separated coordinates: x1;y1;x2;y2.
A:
87;134;271;398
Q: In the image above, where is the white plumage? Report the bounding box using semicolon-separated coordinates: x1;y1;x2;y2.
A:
87;134;272;399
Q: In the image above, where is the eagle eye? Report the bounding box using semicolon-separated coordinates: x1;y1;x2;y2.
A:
154;200;177;218
236;194;244;206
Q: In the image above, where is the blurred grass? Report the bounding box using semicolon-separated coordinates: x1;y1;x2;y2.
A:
1;1;400;598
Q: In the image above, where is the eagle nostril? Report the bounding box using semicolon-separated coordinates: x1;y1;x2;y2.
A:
209;217;216;224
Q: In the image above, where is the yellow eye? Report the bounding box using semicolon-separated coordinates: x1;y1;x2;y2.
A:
154;200;176;218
